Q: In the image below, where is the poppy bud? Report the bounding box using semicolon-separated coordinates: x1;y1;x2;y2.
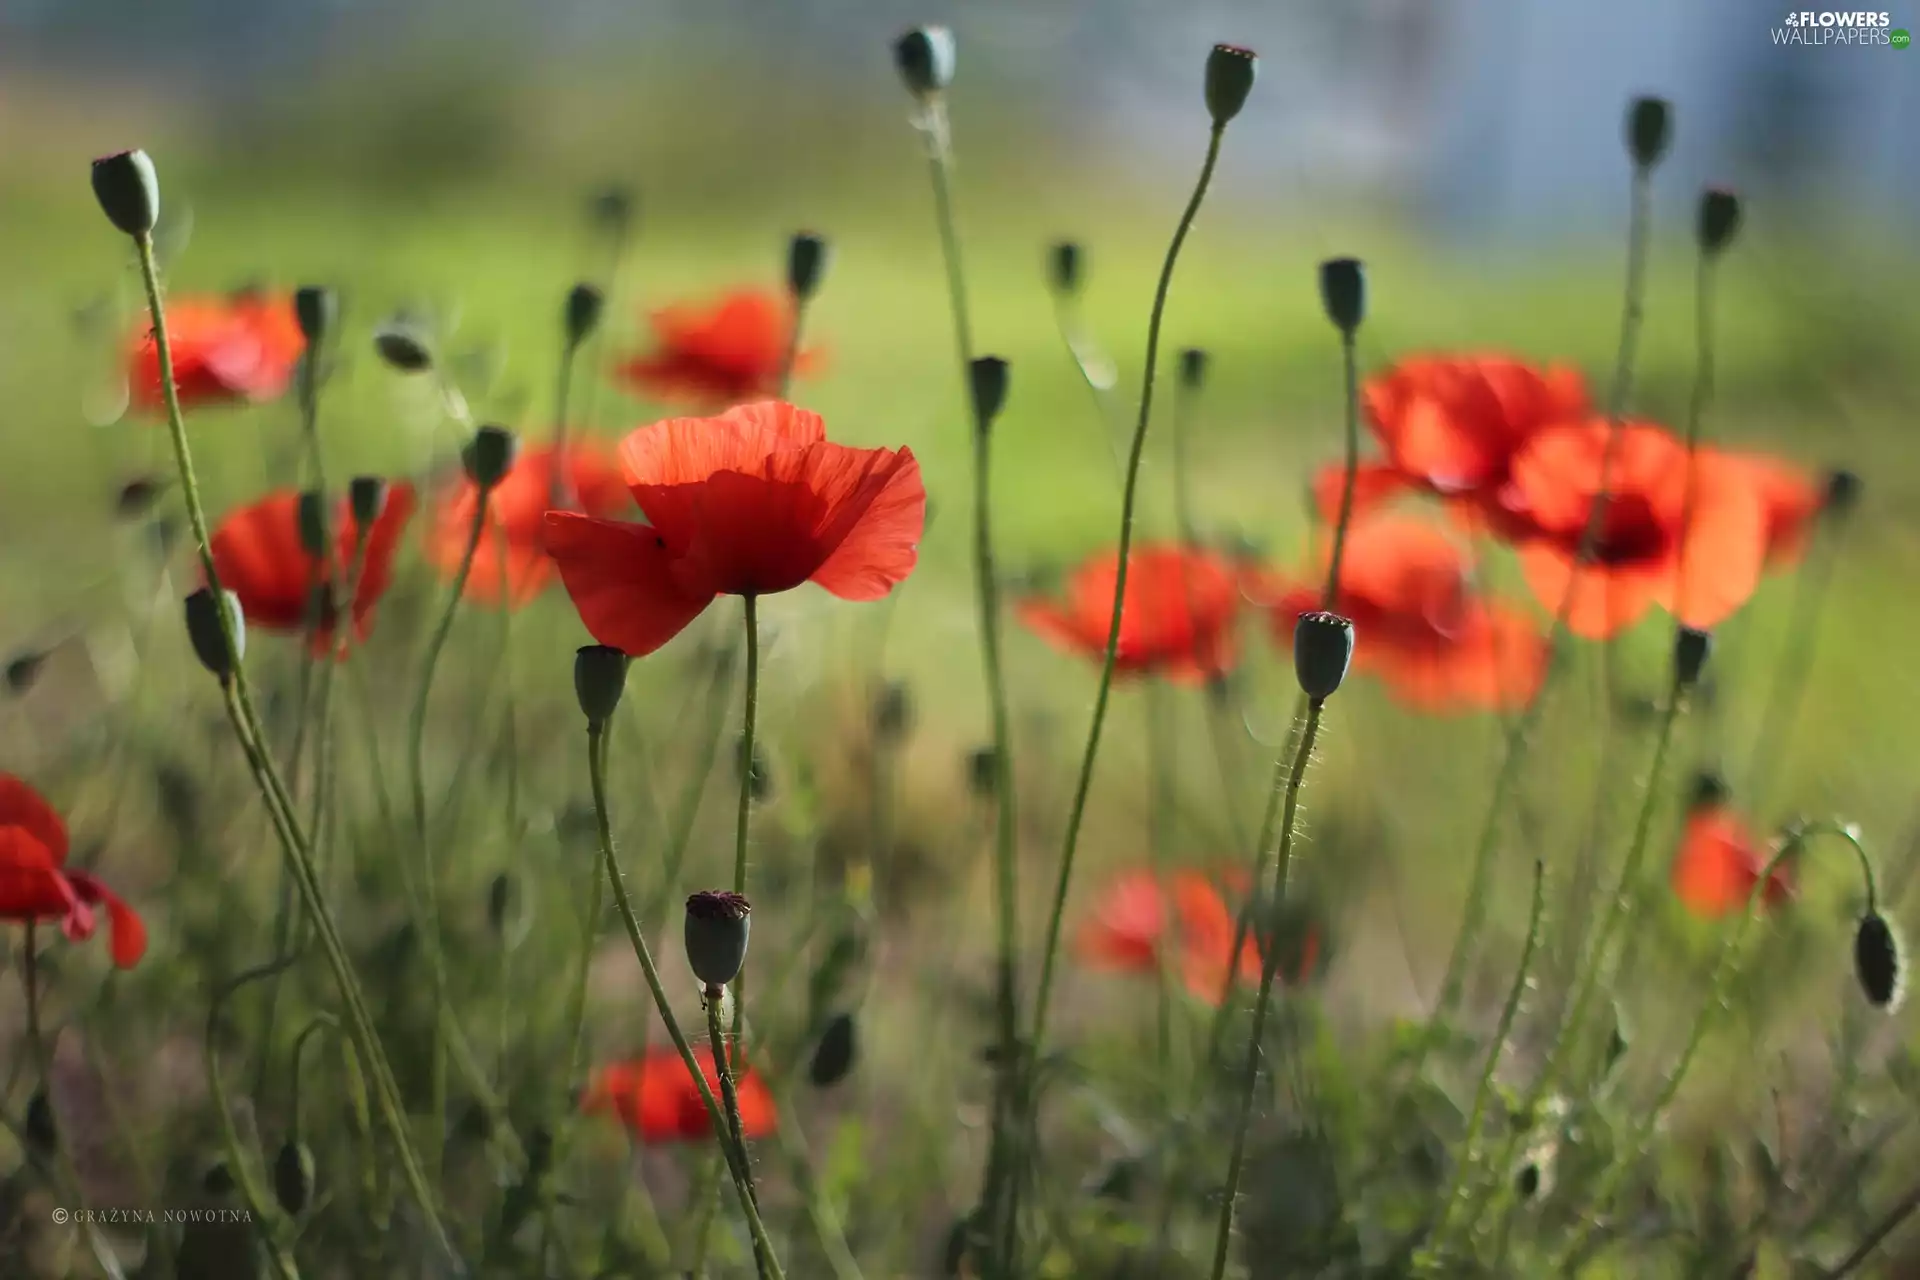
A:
116;476;164;520
1854;912;1905;1011
966;745;998;798
684;889;753;988
574;644;630;729
347;475;389;528
24;1089;56;1158
591;186;635;236
872;680;914;744
1293;610;1354;702
1515;1161;1542;1200
1179;347;1210;390
91;150;159;237
894;26;956;100
1047;241;1083;297
373;323;433;373
294;286;337;347
272;1140;315;1216
1823;468;1861;517
487;871;518;938
1673;626;1712;690
5;651;47;697
1697;188;1741;256
808;1011;858;1087
185;588;245;682
1688;770;1731;812
1318;257;1366;335
969;356;1009;430
787;232;831;302
1625;96;1673;170
563;283;604;351
1204;44;1258;126
296;490;329;559
737;735;772;801
203;1161;236;1196
462;425;519;490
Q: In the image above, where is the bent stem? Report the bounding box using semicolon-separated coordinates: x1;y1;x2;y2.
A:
1208;698;1326;1280
207;957;303;1280
706;989;761;1211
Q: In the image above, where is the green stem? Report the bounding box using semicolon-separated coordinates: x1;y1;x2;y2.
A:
779;298;811;399
1323;330;1362;608
207;956;303;1280
708;987;777;1280
733;595;760;896
1207;698;1325;1280
550;341;578;511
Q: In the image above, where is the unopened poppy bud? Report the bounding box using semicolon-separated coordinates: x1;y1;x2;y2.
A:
969;356;1009;430
737;735;772;801
1293;611;1354;702
1204;44;1258;126
373;323;433;373
462;425;519;490
296;490;329;559
346;477;388;531
808;1011;858;1087
1048;241;1083;297
24;1089;56;1158
574;644;630;728
1318;257;1366;335
487;871;517;938
91;150;159;237
6;651;47;697
787;232;831;302
1179;348;1210;390
1515;1162;1543;1200
563;282;604;351
272;1140;315;1216
185;588;245;682
1823;468;1861;516
894;26;956;99
1673;626;1712;690
1688;770;1731;812
684;889;752;988
294;286;337;347
1697;188;1741;256
966;745;998;798
872;680;914;744
116;476;163;520
1855;912;1905;1011
1625;96;1673;170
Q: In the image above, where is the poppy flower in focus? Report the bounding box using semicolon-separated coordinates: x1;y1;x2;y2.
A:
128;293;305;413
428;442;634;607
1077;869;1310;1004
1311;355;1590;533
545;401;923;656
581;1046;776;1143
209;485;418;657
0;776;145;968
617;290;818;407
1255;518;1546;712
1672;786;1794;918
1016;545;1241;683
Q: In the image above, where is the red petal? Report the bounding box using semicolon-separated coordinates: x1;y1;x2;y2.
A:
811;447;926;600
0;776;69;865
67;873;147;969
545;512;715;656
210;492;318;633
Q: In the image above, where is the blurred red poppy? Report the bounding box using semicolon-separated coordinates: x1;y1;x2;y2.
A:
209;484;418;657
1016;545;1240;683
1721;454;1823;568
1505;422;1771;639
1075;869;1308;1004
617;290;818;407
545;401;923;656
1311;355;1589;534
428;442;634;608
0;776;145;969
581;1046;776;1143
1672;803;1793;918
129;293;305;413
1256;518;1545;712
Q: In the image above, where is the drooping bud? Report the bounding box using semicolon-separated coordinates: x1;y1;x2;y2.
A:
563;283;604;351
574;644;630;729
1696;188;1741;256
462;425;519;490
1626;96;1673;170
1673;626;1713;690
24;1089;56;1158
115;476;164;520
872;680;914;745
684;890;753;988
1854;912;1905;1011
1318;257;1366;335
807;1011;858;1087
185;589;245;683
1293;611;1354;702
1047;241;1082;297
1823;468;1861;517
969;356;1009;431
272;1140;315;1216
787;232;831;302
5;651;47;697
294;286;338;347
91;150;160;237
296;490;330;559
1204;45;1258;126
893;26;956;100
373;323;433;373
966;746;998;799
1179;348;1210;390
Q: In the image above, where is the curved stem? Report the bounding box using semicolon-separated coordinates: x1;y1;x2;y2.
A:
1207;698;1325;1280
207;955;305;1280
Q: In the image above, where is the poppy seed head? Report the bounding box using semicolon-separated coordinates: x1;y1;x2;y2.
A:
1854;912;1905;1011
1318;257;1366;334
1823;468;1861;517
1673;626;1713;690
969;357;1009;429
296;490;330;559
685;890;752;988
1293;610;1355;702
1626;96;1673;169
1697;188;1741;256
1204;44;1258;126
1688;770;1731;813
348;475;390;528
463;425;519;490
294;286;337;347
373;323;433;373
564;282;605;350
787;232;831;302
573;644;631;728
894;26;956;99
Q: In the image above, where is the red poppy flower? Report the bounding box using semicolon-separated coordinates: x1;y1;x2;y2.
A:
616;290;818;407
1077;870;1270;1004
427;442;634;607
581;1046;776;1143
209;484;418;657
1311;355;1590;531
1720;454;1823;568
1016;545;1240;683
544;401;923;657
1256;518;1546;712
1504;422;1771;639
129;293;305;413
1672;804;1794;918
0;776;145;968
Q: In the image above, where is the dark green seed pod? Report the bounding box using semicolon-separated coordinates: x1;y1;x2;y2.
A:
1689;770;1731;812
184;588;245;682
966;745;998;799
293;286;338;347
787;232;831;302
1824;468;1861;517
487;872;517;939
272;1140;315;1216
1179;347;1210;390
1293;610;1354;702
1204;44;1258;126
347;475;390;528
1673;626;1713;690
685;890;752;988
574;644;631;729
564;282;605;350
1855;912;1905;1011
872;680;914;744
462;425;519;490
1515;1162;1542;1200
1318;257;1366;334
1047;240;1082;297
894;26;956;99
373;324;433;373
296;490;329;559
5;651;47;697
808;1012;858;1088
91;149;160;236
1697;188;1741;256
969;356;1009;430
1626;96;1673;170
24;1089;56;1158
